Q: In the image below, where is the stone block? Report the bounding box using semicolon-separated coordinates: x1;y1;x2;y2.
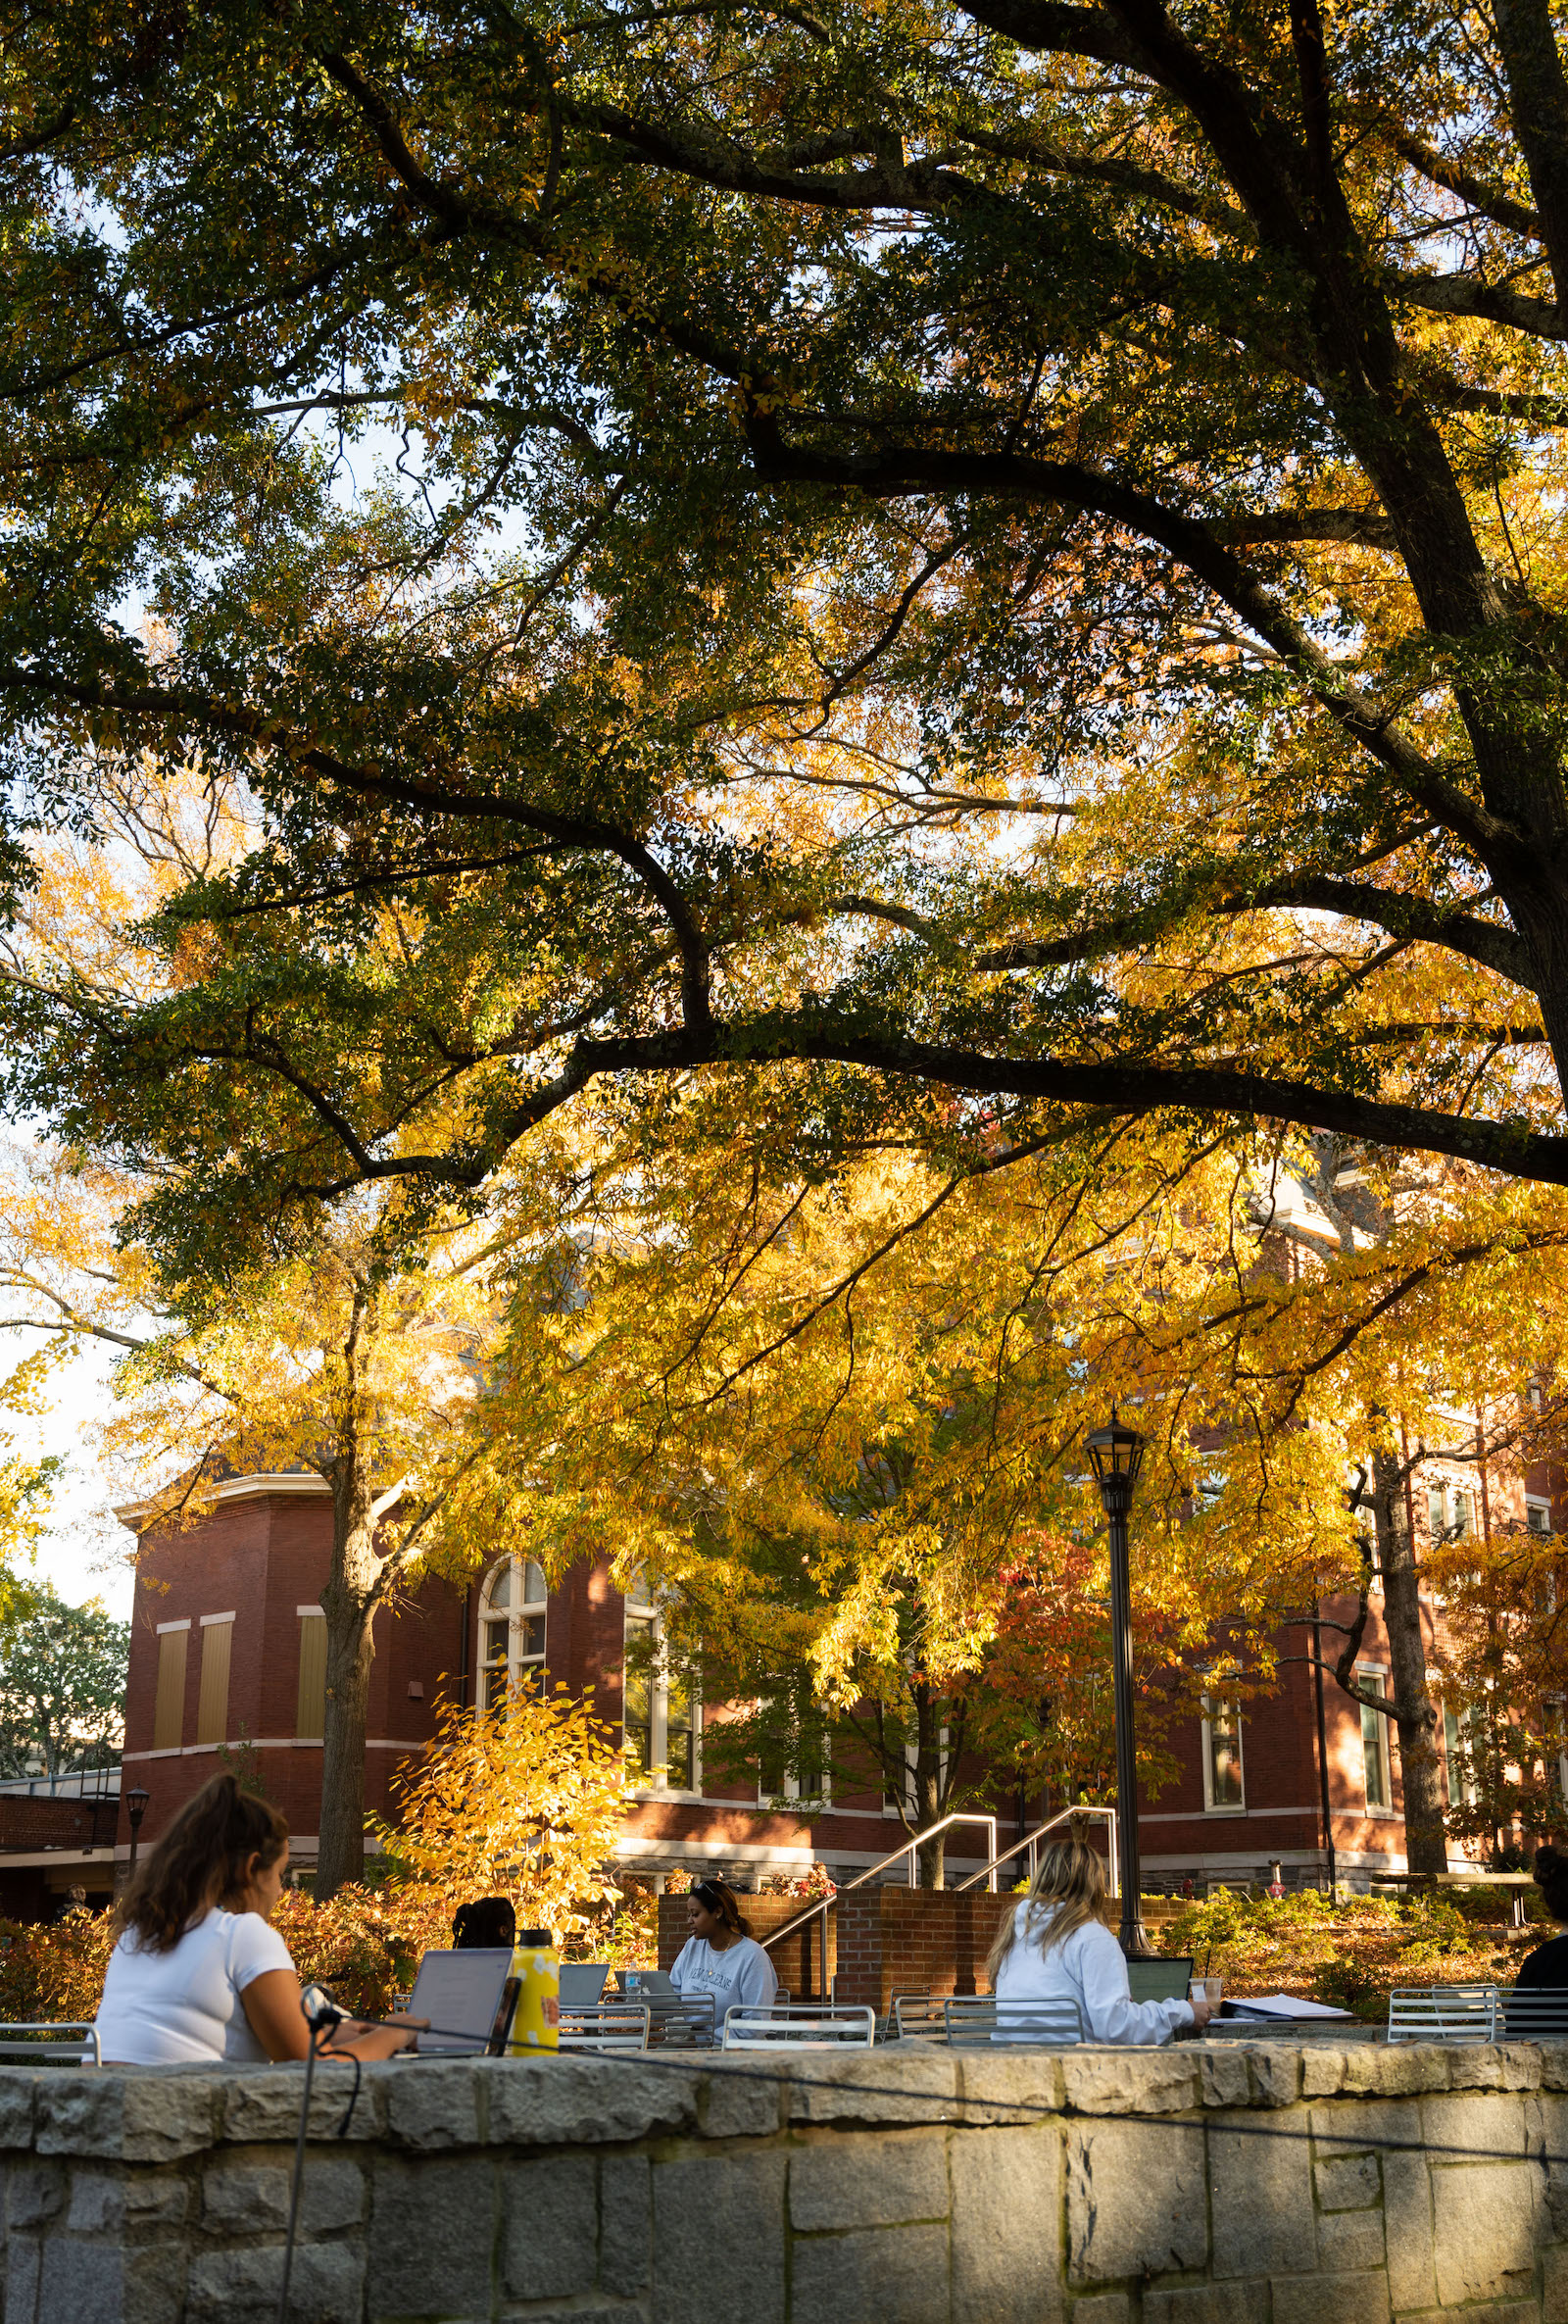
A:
3;2235;39;2324
483;2056;697;2148
951;2124;1062;2324
955;2048;1064;2125
121;2246;188;2324
5;2165;63;2229
36;2240;128;2319
1544;2243;1568;2324
1269;2272;1389;2324
0;2080;34;2153
1144;2282;1269;2324
785;2049;961;2126
1210;2112;1316;2276
368;2153;496;2318
1449;2047;1544;2094
1061;2048;1199;2115
1424;2089;1528;2160
1248;2051;1303;2109
202;2154;364;2234
221;2066;384;2147
502;2153;598;2301
790;2127;948;2232
35;2069;220;2162
1315;2209;1386;2271
1431;2160;1538;2305
1381;2150;1435;2312
66;2169;123;2233
1543;2043;1568;2093
1314;2151;1380;2209
384;2059;481;2151
1072;2299;1129;2324
1198;2049;1251;2109
700;2061;781;2139
1066;2118;1206;2284
789;2220;949;2324
186;2241;365;2324
1528;2091;1568;2241
651;2151;786;2324
1344;2046;1447;2098
1308;2097;1420;2158
599;2152;652;2297
1299;2047;1351;2098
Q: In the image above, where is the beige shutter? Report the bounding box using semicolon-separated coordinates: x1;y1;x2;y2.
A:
153;1629;188;1752
196;1620;232;1747
296;1615;327;1740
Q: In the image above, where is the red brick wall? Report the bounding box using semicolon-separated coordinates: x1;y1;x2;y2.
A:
0;1796;119;1852
832;1889;1018;2012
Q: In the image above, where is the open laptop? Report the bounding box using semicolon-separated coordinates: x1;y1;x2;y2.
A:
407;1949;517;2054
560;1962;610;2007
615;1967;678;2001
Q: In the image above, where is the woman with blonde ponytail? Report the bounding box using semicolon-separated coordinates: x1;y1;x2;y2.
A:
94;1774;418;2065
985;1822;1211;2045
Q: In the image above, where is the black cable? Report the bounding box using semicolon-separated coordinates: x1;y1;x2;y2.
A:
336;2049;363;2140
276;2024;321;2324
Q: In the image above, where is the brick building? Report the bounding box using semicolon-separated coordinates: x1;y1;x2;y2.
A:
6;1432;1553;1921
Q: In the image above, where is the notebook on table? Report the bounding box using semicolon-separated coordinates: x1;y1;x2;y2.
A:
407;1949;517;2054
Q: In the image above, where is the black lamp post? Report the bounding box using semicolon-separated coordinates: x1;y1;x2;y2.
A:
125;1785;150;1874
1085;1408;1152;1957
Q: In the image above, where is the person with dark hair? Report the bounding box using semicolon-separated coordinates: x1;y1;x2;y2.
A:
93;1774;418;2065
453;1897;516;1950
668;1875;777;2028
1515;1847;1568;1990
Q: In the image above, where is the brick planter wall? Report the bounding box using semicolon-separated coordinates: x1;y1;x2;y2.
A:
833;1887;1018;2012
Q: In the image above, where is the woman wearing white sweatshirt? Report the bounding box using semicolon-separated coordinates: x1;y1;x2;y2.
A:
988;1826;1214;2045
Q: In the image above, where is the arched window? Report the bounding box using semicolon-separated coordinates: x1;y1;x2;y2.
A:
477;1558;548;1708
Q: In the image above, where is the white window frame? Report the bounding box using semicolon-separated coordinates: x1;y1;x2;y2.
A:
1526;1496;1552;1537
1427;1480;1476;1544
1443;1702;1479;1809
477;1556;549;1708
622;1573;700;1795
1357;1666;1395;1813
1200;1694;1246;1814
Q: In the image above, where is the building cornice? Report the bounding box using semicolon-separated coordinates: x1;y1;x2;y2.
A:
115;1471;332;1528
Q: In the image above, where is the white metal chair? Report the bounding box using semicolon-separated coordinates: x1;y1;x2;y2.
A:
943;1996;1082;2048
0;2022;101;2066
1386;1985;1497;2043
1495;1988;1568;2040
722;2003;876;2051
890;1993;944;2043
558;2002;652;2052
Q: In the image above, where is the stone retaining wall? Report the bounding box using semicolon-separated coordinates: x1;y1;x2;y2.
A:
1;2039;1564;2324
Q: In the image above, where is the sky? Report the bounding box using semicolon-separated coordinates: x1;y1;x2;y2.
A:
9;1338;134;1619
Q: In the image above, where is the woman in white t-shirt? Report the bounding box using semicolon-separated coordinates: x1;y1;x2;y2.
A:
94;1773;417;2066
987;1824;1214;2046
667;1876;777;2032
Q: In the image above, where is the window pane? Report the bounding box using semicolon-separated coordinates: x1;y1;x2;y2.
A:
484;1619;510;1667
196;1620;232;1749
520;1559;547;1605
1206;1703;1243;1806
1451;1490;1473;1539
1528;1501;1551;1535
486;1562;513;1610
625;1719;653;1776
1361;1680;1389;1808
1427;1487;1446;1540
519;1613;545;1661
153;1629;188;1752
484;1664;510;1710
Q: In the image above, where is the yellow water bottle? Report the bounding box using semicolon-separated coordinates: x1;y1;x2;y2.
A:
509;1927;560;2052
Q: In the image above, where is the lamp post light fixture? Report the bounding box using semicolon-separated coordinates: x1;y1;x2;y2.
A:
125;1785;150;1875
1085;1407;1152;1957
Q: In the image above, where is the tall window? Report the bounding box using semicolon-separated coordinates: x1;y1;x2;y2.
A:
1427;1482;1475;1542
152;1624;188;1752
1443;1703;1478;1808
1527;1498;1552;1536
622;1571;697;1790
196;1616;233;1747
478;1558;548;1708
296;1610;327;1740
1201;1696;1245;1811
1359;1670;1392;1809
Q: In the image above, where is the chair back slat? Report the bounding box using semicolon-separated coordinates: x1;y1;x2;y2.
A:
1387;1985;1497;2043
891;1993;944;2042
1495;1988;1568;2040
558;2003;652;2052
722;2003;876;2051
0;2021;101;2066
943;1997;1082;2048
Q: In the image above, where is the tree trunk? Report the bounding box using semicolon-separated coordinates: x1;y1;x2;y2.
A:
1366;1448;1449;1879
317;1457;380;1901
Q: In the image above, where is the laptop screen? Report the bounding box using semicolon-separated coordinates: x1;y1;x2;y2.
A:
559;1963;610;2007
408;1949;516;2053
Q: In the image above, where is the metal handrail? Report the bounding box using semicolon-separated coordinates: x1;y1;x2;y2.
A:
951;1804;1119;1899
758;1811;999;2001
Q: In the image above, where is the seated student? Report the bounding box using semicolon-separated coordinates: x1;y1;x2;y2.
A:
667;1876;778;2028
1511;1846;1568;1994
988;1826;1214;2046
94;1773;419;2066
453;1897;516;1950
